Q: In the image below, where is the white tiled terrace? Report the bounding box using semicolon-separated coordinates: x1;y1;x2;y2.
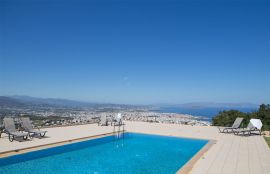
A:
0;121;269;174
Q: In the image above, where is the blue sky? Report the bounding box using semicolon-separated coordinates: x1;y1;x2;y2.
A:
0;0;270;104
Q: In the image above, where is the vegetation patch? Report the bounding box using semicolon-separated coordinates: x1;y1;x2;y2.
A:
212;104;270;130
264;137;270;148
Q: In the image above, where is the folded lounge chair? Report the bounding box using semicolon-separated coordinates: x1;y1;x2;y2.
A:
218;117;243;133
20;117;47;138
98;114;108;126
3;117;29;142
234;119;263;136
0;118;3;138
106;116;114;126
113;113;124;126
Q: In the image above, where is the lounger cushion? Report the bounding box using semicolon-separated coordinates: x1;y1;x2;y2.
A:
250;119;263;130
9;131;28;137
30;130;47;134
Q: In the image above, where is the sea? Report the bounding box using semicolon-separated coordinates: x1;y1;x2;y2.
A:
153;107;257;121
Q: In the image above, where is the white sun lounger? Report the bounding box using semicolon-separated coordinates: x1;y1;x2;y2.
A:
234;119;263;136
3;117;29;142
20;117;47;138
218;117;243;133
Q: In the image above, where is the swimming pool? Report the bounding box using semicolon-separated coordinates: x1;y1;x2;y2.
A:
0;133;208;174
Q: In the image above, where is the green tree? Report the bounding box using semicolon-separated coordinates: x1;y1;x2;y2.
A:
212;110;248;127
212;104;270;130
251;104;270;130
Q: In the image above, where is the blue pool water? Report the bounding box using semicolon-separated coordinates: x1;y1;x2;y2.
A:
0;133;208;174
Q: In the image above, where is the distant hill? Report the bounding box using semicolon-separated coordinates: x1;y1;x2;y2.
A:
0;95;258;110
0;96;138;109
9;96;92;107
0;96;103;108
0;96;26;107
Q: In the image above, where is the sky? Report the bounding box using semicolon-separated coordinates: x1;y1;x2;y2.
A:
0;0;270;104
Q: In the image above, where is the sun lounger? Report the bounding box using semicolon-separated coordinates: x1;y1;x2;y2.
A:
234;119;263;136
3;117;29;142
218;117;243;133
20;117;47;138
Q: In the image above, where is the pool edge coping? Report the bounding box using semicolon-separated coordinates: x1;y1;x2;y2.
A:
176;139;216;174
128;131;216;174
0;131;124;158
0;131;216;174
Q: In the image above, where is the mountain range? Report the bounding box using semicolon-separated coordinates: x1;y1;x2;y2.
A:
0;95;258;109
0;96;131;108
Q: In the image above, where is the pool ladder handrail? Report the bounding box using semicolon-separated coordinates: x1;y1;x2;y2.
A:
113;120;125;139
